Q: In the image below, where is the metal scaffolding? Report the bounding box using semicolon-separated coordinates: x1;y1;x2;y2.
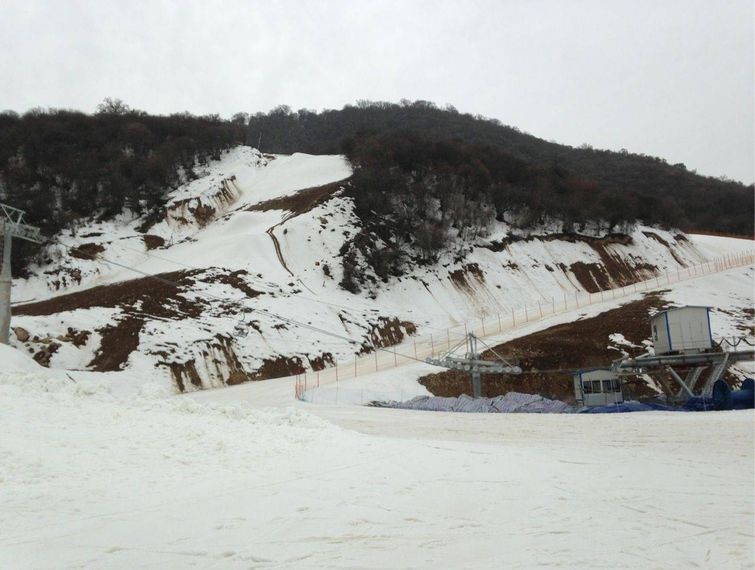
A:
1;203;42;344
426;333;522;398
614;346;754;401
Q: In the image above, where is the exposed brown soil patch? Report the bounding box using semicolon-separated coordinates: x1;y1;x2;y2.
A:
717;306;755;337
15;270;205;319
359;318;417;354
70;242;105;260
564;247;657;294
156;334;253;391
15;270;209;373
208;334;250;385
192;203;216;227
582;241;657;292
252;356;307;379
449;263;485;291
167;360;203;392
33;342;60;366
202;269;262;298
308;353;335;371
642;231;669;247
419;293;667;402
143;234;166;250
46;267;83;291
88;316;144;372
567;262;612;292
65;327;90;348
247;181;344;216
167;178;239;228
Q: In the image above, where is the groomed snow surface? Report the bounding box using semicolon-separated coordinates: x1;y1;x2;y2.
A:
2;364;753;570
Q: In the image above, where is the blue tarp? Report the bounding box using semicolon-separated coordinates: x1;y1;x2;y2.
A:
579;401;679;414
682;396;715;412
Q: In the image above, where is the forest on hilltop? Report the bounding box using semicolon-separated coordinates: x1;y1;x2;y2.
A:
0;100;243;270
246;100;753;236
0;99;752;276
339;132;668;292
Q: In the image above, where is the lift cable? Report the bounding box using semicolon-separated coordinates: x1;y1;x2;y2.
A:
35;238;642;378
49;238;439;367
82;236;471;339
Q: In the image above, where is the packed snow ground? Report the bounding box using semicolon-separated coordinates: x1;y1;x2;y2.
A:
2;363;753;570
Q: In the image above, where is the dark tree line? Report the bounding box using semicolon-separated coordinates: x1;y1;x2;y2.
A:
246;100;753;237
0;101;243;272
338;132;660;292
1;98;751;280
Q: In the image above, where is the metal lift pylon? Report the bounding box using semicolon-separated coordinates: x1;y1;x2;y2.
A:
1;203;43;344
614;346;753;401
426;333;522;398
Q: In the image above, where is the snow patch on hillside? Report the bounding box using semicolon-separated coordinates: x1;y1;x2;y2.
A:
8;146;752;393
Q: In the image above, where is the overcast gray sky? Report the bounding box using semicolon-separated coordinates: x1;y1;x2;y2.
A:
1;0;753;183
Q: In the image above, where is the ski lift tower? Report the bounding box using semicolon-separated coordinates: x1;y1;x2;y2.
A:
613;306;755;402
426;333;522;398
1;203;42;344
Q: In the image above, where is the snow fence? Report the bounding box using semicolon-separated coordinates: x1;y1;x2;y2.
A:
295;250;755;403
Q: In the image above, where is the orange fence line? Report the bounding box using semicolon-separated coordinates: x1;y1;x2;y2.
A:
294;250;755;400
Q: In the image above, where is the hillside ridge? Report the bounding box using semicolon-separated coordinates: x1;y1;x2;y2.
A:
9;146;741;393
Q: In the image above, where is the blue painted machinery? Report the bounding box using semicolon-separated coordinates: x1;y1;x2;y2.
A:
712;378;755;410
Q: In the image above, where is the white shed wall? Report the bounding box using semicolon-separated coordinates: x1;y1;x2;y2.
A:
651;307;712;355
574;369;624;407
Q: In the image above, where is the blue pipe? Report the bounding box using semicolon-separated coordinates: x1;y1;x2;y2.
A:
712;378;755;410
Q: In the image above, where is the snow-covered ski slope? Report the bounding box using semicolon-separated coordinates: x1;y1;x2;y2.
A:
1;341;753;569
191;261;755;407
9;145;755;394
3;166;754;568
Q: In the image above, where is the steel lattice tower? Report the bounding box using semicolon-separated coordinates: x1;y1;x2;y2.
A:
0;203;42;344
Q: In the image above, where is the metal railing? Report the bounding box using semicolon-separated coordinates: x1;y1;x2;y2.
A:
294;250;755;402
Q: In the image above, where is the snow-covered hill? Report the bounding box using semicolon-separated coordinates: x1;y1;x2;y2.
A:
7;146;751;392
2;192;753;569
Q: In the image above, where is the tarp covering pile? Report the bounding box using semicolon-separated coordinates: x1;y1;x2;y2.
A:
579;401;678;414
370;392;573;414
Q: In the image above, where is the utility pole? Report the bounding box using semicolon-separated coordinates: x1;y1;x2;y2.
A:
426;333;522;398
0;203;42;344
